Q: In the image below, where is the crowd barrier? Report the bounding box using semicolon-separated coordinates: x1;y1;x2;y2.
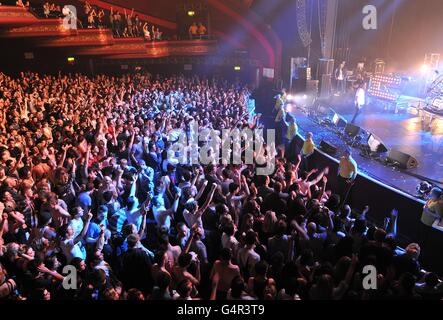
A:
293;135;443;275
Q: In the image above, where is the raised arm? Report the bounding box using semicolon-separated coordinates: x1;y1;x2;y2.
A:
128;131;135;151
343;254;358;286
37;264;64;281
138;198;150;237
293;154;302;176
194;180;208;202
309;167;329;186
58;144;71;168
82;145;90;182
183;225;197;254
317;176;328;201
96;224;106;252
198;183;217;215
241;174;250;197
291;220;309;241
210;271;219;301
190;167;200;189
74;211;93;244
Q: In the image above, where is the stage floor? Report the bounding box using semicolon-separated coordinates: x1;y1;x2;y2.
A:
292;99;443;197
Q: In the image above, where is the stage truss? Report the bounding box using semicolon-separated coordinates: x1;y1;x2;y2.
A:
425;74;443;114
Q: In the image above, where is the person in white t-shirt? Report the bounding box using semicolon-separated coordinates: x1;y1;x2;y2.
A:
59;211;93;264
182;183;217;239
351;82;366;124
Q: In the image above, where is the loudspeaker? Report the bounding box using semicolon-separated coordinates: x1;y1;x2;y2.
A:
294;79;307;92
293;67;311;92
367;133;388;153
290;57;307;77
345;123;361;137
332;112;347;128
298;66;311;80
387;149;419;169
320;140;338;155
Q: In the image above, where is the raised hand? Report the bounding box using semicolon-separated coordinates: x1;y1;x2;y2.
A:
37;264;50;274
61;144;71;152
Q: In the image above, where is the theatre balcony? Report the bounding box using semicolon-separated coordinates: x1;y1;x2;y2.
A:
0;5;217;59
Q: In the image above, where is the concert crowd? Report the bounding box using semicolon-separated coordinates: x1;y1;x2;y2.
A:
0;70;442;301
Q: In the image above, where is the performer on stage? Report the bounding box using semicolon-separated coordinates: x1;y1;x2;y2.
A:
351;82;366;124
337;148;358;204
274;88;287;114
334;61;347;96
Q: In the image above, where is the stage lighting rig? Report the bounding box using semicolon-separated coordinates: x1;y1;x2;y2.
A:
368;74;402;102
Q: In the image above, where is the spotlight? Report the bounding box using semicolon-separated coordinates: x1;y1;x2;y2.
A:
286;94;293;101
420;64;429;74
303;94;308;99
187;10;195;17
234;66;241;71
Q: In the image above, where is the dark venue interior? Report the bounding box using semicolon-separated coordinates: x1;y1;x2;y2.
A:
1;0;443;304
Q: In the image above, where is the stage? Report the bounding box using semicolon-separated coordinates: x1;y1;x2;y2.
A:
291;97;443;198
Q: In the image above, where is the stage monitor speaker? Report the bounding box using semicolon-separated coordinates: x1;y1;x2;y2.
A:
332;113;347;128
298;66;311;80
387;149;419;169
294;79;307;92
291;66;311;93
345;123;361;137
320;140;338;156
367;133;388;153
